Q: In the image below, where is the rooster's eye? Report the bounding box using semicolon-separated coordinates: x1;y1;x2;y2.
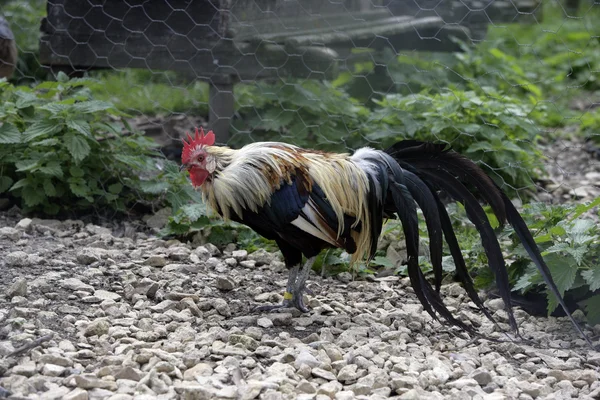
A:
198;155;205;162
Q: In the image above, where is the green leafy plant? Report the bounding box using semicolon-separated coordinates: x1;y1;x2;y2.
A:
503;199;600;323
453;198;600;324
163;202;277;252
492;13;600;93
226;79;548;192
369;89;545;191
231;80;370;151
0;74;200;216
578;107;600;143
91;70;210;116
383;43;544;102
381;197;600;324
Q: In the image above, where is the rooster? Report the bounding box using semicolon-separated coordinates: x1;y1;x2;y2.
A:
180;127;591;345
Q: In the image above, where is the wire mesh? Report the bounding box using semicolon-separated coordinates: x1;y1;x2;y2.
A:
2;0;600;206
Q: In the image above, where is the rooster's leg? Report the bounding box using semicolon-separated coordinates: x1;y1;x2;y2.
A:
253;257;315;313
289;256;316;313
252;263;299;312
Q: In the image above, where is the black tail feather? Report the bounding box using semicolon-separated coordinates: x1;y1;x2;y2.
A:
432;190;500;327
383;139;592;347
402;170;444;293
387;180;429;316
419;168;518;332
386;140;507;225
388;179;475;333
391;156;501;327
366;162;389;260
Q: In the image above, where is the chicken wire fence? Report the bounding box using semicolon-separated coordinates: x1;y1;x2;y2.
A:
3;0;600;207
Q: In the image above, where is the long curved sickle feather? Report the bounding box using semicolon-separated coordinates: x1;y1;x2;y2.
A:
385;140;594;347
386;140;507;225
420;169;518;332
389;178;476;333
391;158;501;327
431;188;500;327
402;170;444;293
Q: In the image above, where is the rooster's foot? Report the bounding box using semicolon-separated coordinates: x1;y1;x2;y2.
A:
253;288;311;313
289;286;311;313
252;300;292;313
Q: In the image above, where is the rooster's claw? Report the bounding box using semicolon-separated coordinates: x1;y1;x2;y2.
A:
252;301;292;313
253;288;311;313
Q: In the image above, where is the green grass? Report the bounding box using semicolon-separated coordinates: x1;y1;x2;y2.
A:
485;2;600;95
90;70;210;116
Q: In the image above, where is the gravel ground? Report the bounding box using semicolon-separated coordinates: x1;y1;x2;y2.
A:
1;138;600;400
537;136;600;203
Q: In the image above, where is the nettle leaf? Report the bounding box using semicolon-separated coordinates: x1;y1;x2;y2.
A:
32;138;60;147
180;203;207;222
15;159;40;172
43;179;57;197
580;294;600;326
56;71;69;83
545;253;578;314
69;166;85;178
66;119;92;137
69;181;92;200
543;242;569;255
565;245;589;266
72;100;114;114
513;267;537;292
323;252;349;266
104;193;119;202
371;256;394;268
393;110;420;135
39;162;64;177
207;226;237;247
163;221;194;236
114;154;147;169
139;180;170;194
64;134;91;162
22;120;62;142
0;176;13;193
9;178;29;191
108;183;123;194
547;253;578;293
568;219;596;243
581;267;600;291
549;225;567;236
40;103;71;115
15;91;40;109
166;190;192;212
546;289;560;317
93;121;123;136
258;109;294;131
0;123;21;143
501;140;526;153
22;185;46;207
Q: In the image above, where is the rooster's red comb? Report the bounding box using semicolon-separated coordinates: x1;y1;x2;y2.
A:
181;127;215;164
